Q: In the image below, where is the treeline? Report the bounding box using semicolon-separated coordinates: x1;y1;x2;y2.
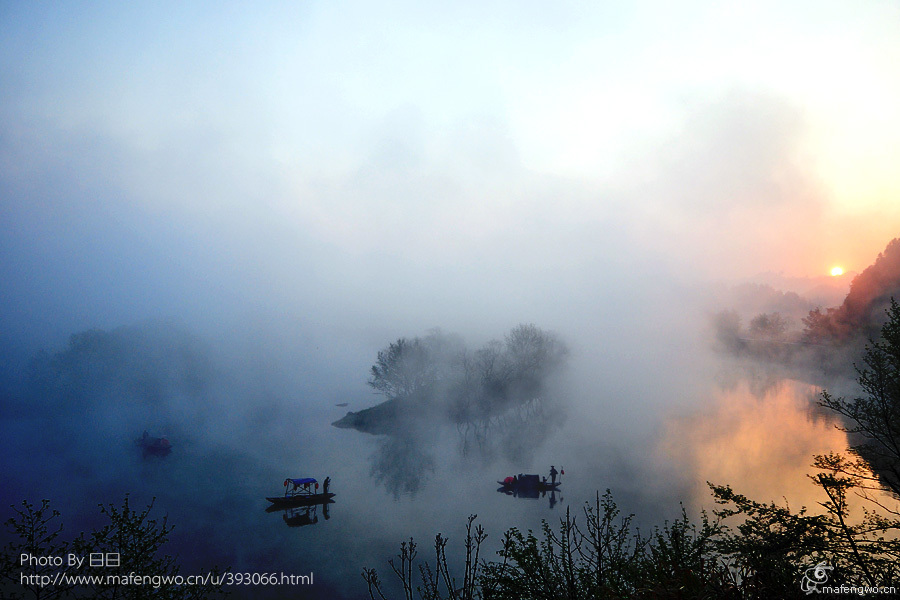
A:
803;238;900;345
24;321;214;414
365;302;900;599
713;237;900;365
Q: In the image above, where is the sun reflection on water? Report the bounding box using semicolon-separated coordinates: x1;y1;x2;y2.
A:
660;379;852;511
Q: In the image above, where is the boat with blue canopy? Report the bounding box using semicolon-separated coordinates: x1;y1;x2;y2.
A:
266;476;334;506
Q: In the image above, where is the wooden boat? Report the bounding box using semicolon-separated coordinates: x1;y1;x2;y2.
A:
136;431;171;457
266;477;334;507
266;493;335;507
498;474;560;491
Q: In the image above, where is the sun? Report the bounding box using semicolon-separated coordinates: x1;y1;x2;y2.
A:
830;266;844;277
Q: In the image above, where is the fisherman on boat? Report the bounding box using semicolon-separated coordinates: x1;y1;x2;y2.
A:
498;473;559;491
266;476;335;507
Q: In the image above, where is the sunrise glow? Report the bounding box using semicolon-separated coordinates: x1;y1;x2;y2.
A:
831;266;845;276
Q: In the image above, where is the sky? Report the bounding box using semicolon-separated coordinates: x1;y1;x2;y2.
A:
2;0;899;355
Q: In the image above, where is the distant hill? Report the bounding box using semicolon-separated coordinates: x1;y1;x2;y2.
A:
745;271;853;310
710;237;900;375
803;238;900;344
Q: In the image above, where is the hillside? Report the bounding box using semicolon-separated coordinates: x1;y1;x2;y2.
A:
803;238;900;344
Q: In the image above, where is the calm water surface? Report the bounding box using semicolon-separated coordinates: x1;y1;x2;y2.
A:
3;374;863;599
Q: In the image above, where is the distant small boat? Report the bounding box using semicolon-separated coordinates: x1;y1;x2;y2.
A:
136;431;171;457
335;402;349;407
266;477;334;506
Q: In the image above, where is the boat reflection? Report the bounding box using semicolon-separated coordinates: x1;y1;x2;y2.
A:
265;502;332;527
496;485;561;509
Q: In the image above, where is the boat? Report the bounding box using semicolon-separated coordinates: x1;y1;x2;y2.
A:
136;431;172;457
497;474;560;491
266;477;334;507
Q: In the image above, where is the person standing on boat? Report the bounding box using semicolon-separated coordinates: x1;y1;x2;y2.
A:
549;465;558;485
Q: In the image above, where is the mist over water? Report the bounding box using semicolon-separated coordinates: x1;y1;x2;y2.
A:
0;169;874;599
2;283;861;599
0;200;869;598
3;3;899;598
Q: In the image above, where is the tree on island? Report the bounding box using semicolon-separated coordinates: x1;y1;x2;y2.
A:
351;324;568;445
366;324;567;416
368;331;465;402
341;325;569;493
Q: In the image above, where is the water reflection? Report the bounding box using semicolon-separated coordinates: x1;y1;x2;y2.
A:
497;485;561;509
369;432;436;499
363;396;563;498
456;397;563;462
265;503;332;528
659;379;850;510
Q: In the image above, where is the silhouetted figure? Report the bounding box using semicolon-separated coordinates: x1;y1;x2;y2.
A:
549;465;558;485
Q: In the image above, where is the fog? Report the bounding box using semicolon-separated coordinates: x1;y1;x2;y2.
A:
2;3;899;598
